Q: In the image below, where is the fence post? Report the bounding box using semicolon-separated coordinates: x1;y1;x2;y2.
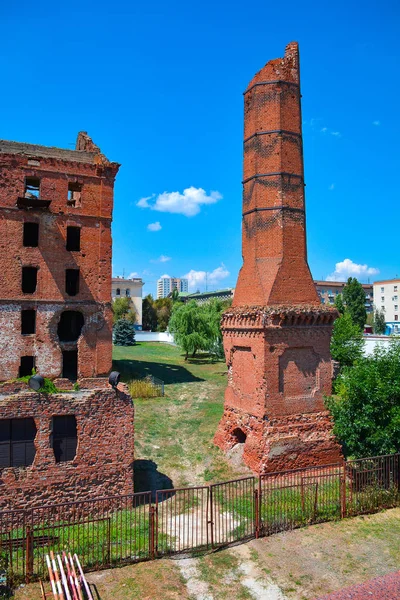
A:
107;517;111;565
149;505;156;560
254;488;259;539
341;462;347;518
209;485;214;549
25;525;33;583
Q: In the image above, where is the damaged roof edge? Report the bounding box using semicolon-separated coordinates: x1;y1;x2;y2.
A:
0;131;119;168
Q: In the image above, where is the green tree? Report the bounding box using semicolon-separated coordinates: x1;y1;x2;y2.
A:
334;293;345;315
330;312;364;370
142;294;158;331
171;288;180;302
326;341;400;458
113;319;136;346
112;297;137;324
374;307;386;335
154;297;173;332
202;299;226;358
169;301;214;360
342;277;367;330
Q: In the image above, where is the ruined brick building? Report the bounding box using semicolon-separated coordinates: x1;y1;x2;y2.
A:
214;43;342;472
0;132;118;381
0;133;134;508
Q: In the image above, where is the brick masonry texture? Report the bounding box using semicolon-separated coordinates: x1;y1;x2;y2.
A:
214;43;342;473
316;570;400;599
0;131;119;380
0;384;134;510
0;133;135;510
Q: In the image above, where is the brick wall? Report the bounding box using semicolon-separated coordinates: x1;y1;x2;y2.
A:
0;384;134;510
0;132;119;380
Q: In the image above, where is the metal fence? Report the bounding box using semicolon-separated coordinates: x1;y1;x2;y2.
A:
1;453;399;584
149;375;165;397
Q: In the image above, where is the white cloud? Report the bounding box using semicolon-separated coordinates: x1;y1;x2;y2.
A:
137;196;152;208
160;273;171;279
151;255;171;263
183;264;230;291
128;272;139;278
329;183;335;191
326;258;379;282
305;119;341;138
147;221;162;232
137;186;222;217
373;120;380;126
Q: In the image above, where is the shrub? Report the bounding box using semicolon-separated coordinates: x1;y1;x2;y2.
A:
326;340;400;458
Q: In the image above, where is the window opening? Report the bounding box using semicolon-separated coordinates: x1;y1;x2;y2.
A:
66;226;81;252
23;222;39;247
57;311;84;342
52;416;77;463
65;269;79;296
67;183;82;208
21;309;36;335
126;289;130;297
62;350;78;380
22;267;38;294
19;356;35;377
24;177;40;199
0;418;36;468
116;288;120;296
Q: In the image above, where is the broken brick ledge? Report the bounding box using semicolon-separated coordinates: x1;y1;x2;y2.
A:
222;304;339;328
0;377;127;395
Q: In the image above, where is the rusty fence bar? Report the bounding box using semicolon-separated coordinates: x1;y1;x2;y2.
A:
210;477;256;546
1;453;400;583
259;463;343;535
155;486;209;556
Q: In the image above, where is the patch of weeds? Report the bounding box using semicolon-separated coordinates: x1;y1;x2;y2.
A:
16;374;62;394
249;547;259;563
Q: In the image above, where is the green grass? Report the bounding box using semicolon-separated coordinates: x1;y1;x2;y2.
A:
114;342;235;488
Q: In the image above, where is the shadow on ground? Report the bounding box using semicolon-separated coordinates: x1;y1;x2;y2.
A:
134;459;174;503
113;359;204;384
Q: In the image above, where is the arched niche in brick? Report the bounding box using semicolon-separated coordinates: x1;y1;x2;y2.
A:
57;311;84;342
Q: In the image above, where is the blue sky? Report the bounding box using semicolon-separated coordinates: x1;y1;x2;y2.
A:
2;0;399;297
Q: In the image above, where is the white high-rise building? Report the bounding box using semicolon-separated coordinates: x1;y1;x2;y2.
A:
157;276;188;299
373;279;400;335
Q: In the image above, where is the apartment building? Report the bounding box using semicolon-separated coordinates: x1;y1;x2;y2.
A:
157;276;188;299
112;276;144;328
314;281;374;313
373;279;400;334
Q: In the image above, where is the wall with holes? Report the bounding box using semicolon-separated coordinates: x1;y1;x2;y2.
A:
0;384;134;510
0;133;119;380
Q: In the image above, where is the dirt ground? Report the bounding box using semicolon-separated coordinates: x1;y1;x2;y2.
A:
15;507;400;600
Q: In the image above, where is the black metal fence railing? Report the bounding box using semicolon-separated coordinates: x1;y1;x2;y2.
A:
149;375;165;397
1;453;399;584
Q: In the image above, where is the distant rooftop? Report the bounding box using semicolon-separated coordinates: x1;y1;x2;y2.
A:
188;288;234;298
373;278;400;285
112;276;143;283
314;280;373;288
0;131;117;166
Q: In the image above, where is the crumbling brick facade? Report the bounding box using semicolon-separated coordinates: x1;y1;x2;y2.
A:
0;132;119;380
0;382;134;510
214;43;342;472
0;133;135;509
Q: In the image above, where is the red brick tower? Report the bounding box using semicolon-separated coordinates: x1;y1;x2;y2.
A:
0;132;119;381
214;43;342;472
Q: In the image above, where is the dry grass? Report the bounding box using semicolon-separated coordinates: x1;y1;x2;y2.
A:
128;377;161;398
